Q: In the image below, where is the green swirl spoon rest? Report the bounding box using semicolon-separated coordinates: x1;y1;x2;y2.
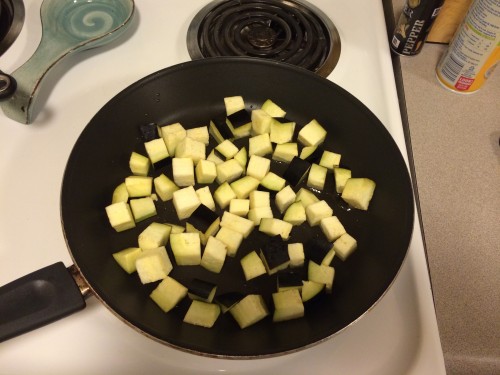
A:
1;0;135;124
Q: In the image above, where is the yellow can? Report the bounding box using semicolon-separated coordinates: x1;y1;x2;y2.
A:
436;0;500;93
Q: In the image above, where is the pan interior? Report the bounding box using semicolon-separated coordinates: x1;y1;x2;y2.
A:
61;58;413;358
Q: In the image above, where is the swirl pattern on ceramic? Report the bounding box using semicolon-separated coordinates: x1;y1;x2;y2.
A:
57;0;132;41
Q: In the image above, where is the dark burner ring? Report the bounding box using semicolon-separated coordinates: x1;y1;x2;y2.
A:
187;0;341;78
247;24;277;48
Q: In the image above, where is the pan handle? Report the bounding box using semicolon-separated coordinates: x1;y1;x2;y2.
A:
0;262;87;342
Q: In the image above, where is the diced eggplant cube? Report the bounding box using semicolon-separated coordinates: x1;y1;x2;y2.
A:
247;206;274;226
260;172;286;192
150;276;188;313
277;271;303;292
261;99;286;117
246;155;271;180
130;197;157;222
105;201;136;232
295;188;319;208
172;186;201;220
234;147;248;170
139;122;160;142
188;204;220;233
229;294;269;329
172;157;195;187
144;138;170;169
287;243;305;267
112;247;142;274
231;122;252;139
186;126;210;145
175;137;206;165
230;175;260;199
216;139;239;159
259;236;290;274
227;109;251;129
224;96;245;116
240;251;267;281
333;167;352;194
195;159;217;184
272;143;298;162
272;289;304;322
215;226;243;257
209;116;233;143
216;292;245;313
283;157;311;186
229;198;250;217
129;152;150;176
207;149;224;165
248;133;273;157
154;174;179;202
322;247;336;266
341;178;376;210
200;236;227;274
305;200;333;226
307;163;328;191
275;185;297;213
160;123;186;155
301;280;325;302
249;190;271;208
308;260;334;293
305;237;333;265
320;216;346;242
333;233;358;261
170;232;201;266
188;278;218;303
297;119;327;147
270;120;296;145
138;222;172;251
283;201;306;226
251;109;273;135
220;211;254;238
216;159;244;184
183;300;221;328
135;246;173;284
195;186;216;211
125;176;153;198
319;150;341;170
214;182;236;209
300;146;323;164
111;182;129;204
259;218;293;240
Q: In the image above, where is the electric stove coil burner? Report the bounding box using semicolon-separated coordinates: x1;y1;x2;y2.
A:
187;0;341;77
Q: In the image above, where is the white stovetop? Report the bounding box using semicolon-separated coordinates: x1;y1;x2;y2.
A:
0;1;445;374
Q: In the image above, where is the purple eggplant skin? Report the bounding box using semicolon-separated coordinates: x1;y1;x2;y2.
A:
283;156;311;186
187;204;219;233
260;236;290;270
140;122;160;142
227;109;251;128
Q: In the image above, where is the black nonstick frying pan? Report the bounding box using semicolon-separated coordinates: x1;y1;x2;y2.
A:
0;57;414;358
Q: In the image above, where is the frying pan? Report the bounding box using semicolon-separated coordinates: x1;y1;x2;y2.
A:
0;57;414;358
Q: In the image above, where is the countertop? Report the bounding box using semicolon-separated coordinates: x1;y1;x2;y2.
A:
391;1;500;374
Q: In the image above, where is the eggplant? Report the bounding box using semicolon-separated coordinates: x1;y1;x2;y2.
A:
227;108;251;128
259;236;290;274
187;204;219;233
283;156;311;186
139;122;159;142
187;278;218;303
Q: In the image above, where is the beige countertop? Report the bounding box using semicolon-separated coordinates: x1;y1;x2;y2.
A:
391;2;500;374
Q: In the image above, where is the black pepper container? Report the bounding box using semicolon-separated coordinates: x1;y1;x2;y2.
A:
390;0;445;56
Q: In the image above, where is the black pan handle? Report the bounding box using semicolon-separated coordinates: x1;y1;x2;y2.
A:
0;262;87;342
0;70;16;100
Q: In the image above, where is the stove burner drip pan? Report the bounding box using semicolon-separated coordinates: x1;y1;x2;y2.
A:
187;0;341;77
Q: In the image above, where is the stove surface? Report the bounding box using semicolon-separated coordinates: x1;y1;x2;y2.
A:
0;1;445;374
